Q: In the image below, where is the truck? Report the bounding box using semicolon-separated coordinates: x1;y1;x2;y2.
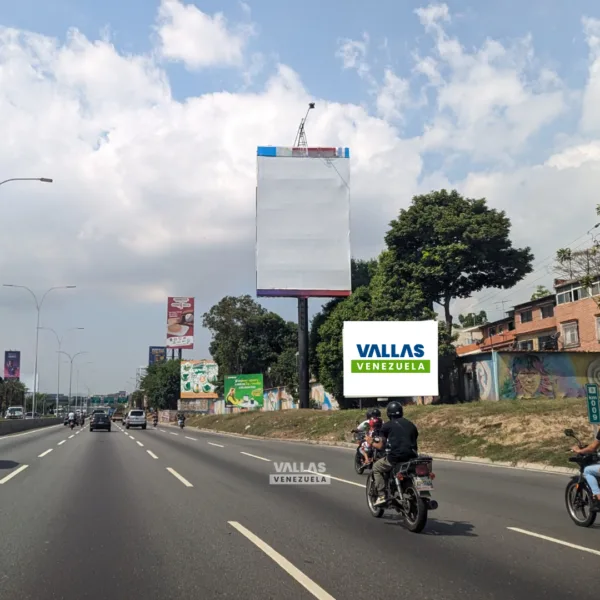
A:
112;407;124;423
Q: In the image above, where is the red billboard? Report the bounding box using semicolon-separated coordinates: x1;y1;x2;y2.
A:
4;351;21;381
166;297;194;349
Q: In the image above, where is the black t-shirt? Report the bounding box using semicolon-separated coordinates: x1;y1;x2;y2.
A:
595;429;600;442
381;418;419;464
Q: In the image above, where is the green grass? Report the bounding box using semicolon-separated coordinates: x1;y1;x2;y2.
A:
185;398;592;468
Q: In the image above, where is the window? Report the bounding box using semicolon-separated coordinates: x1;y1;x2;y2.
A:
518;340;534;351
538;334;555;350
557;291;572;305
497;325;504;333
592;282;600;296
508;321;515;331
562;322;580;348
540;305;554;319
520;310;533;323
488;327;496;336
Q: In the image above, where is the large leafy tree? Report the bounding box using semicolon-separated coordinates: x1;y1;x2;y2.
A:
530;285;552;300
140;359;181;410
458;311;487;327
202;295;297;390
309;258;377;380
384;189;534;329
0;379;27;413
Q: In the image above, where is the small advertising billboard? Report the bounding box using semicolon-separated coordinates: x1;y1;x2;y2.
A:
180;360;218;399
4;351;21;381
224;374;264;408
166;297;195;349
148;346;167;366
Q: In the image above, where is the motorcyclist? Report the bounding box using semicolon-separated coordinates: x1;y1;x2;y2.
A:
370;401;419;507
79;413;85;426
68;410;75;425
153;411;158;426
177;412;186;425
571;430;600;509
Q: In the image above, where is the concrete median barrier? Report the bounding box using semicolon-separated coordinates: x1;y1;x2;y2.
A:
0;418;62;436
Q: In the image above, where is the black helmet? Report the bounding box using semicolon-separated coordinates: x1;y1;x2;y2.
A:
370;407;381;418
386;401;403;420
365;408;374;419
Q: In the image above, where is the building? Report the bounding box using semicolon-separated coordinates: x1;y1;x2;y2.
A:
453;324;483;347
511;294;557;351
554;276;600;351
456;312;516;356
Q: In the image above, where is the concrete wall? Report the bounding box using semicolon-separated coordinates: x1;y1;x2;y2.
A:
0;417;61;436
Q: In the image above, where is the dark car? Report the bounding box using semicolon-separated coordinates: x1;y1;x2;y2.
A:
90;412;111;432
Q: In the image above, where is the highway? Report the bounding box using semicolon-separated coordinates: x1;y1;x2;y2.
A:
1;423;599;599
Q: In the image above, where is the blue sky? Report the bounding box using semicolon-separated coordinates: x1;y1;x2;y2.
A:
1;1;600;393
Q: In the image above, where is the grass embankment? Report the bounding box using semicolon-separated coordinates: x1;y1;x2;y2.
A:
186;398;592;468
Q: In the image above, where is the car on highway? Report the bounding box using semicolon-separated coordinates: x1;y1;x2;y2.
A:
125;409;147;430
5;406;24;419
89;411;111;432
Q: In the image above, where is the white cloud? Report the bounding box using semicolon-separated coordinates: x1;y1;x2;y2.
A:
376;69;411;122
335;33;371;80
156;0;253;69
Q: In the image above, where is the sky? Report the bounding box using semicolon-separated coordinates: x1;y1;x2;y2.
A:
0;0;600;395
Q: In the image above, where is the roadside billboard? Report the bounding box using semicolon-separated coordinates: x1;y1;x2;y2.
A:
180;360;218;398
343;321;439;398
166;297;195;349
224;374;264;408
148;346;167;366
4;351;21;381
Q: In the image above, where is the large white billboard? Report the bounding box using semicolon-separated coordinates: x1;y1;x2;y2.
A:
256;146;351;297
343;321;439;398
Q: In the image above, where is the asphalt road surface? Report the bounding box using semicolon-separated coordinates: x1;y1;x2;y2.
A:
1;421;600;599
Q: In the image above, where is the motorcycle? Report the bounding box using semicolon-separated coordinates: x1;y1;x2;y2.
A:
353;429;383;475
153;419;158;428
564;428;600;527
69;419;75;430
178;419;185;429
365;454;439;533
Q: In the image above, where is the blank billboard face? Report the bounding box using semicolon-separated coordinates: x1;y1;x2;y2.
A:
256;146;352;298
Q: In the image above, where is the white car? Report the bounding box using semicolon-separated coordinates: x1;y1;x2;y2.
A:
5;406;24;419
125;409;147;430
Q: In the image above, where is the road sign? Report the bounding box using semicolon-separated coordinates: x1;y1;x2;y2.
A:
586;383;600;424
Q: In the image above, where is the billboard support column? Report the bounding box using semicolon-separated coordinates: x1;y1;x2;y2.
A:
298;297;309;409
178;349;182;361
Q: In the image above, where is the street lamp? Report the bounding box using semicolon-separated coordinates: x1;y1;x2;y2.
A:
0;178;53;187
76;362;93;409
39;327;84;414
3;285;76;416
57;350;88;411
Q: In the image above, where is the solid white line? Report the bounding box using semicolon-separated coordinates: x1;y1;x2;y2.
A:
0;424;61;440
68;435;74;439
38;449;53;458
228;521;335;600
208;442;224;448
303;470;365;488
0;464;29;484
147;450;159;460
137;441;144;447
240;451;271;462
185;436;197;441
507;527;600;556
166;467;193;487
58;440;66;446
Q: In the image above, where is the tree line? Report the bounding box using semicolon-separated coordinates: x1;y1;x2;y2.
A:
141;189;535;409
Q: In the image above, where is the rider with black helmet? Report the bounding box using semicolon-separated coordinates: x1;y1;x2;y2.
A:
370;401;419;507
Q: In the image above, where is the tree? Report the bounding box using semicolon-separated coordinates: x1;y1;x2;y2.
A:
555;246;600;281
0;379;27;409
140;359;181;410
309;258;377;381
383;189;534;329
268;347;298;399
202;295;297;389
131;390;144;409
531;285;552;300
458;311;488;328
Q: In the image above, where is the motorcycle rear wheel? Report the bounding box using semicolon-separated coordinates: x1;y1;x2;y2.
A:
565;480;597;527
366;474;384;518
403;485;428;533
354;452;364;475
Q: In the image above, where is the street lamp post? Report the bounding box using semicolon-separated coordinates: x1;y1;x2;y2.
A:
76;362;93;410
58;351;88;412
0;178;53;187
3;285;76;417
39;327;84;414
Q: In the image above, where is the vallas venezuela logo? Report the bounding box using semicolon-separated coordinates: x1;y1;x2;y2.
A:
342;321;439;398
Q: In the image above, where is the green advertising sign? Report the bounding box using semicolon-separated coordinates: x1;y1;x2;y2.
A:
91;396;101;404
224;374;264;408
586;383;600;424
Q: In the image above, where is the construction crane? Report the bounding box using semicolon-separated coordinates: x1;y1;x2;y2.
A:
293;102;315;154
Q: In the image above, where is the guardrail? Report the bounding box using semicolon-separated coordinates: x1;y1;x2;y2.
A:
0;417;62;436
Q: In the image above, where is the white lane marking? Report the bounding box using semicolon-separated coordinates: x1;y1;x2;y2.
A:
0;464;29;485
434;458;568;477
208;442;224;448
38;449;53;458
507;527;600;557
136;441;144;447
129;436;135;440
228;521;335;600
160;429;167;433
58;440;66;446
166;467;193;487
147;450;159;460
169;432;179;436
303;469;364;488
68;435;75;439
185;436;197;441
240;451;271;462
0;424;62;440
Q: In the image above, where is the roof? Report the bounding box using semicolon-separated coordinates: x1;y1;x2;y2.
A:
513;294;556;310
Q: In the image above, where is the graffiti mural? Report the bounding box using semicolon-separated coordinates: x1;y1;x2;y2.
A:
310;384;339;410
460;353;496;401
263;387;296;411
498;352;600;399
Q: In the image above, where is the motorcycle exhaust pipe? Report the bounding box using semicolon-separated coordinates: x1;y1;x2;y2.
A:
428;500;438;510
